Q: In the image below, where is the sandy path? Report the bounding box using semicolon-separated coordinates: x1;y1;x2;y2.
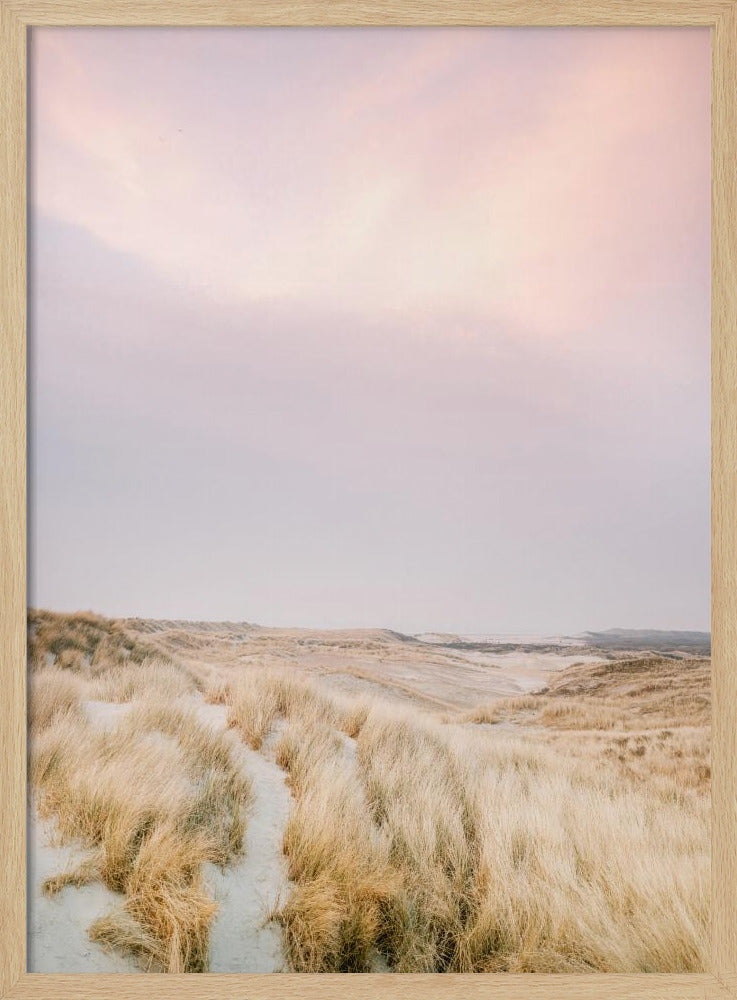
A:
27;804;140;973
194;702;293;972
30;694;294;973
86;695;295;971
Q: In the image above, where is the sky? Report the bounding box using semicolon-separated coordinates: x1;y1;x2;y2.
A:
28;27;710;634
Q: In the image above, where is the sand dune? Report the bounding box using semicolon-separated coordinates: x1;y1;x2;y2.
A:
27;610;709;974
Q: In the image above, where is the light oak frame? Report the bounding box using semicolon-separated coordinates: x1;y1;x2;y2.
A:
1;3;735;998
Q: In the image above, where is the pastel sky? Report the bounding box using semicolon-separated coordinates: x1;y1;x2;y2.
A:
29;27;710;633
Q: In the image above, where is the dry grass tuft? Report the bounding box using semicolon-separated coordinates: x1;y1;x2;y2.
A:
89;908;164;971
42;852;102;896
203;676;231;705
274;716;401;971
86;658;197;703
28;668;84;732
104;823;219;972
226;667;337;749
336;698;372;738
537;699;627;730
356;709;482;971
30;667;251;971
459;694;540;725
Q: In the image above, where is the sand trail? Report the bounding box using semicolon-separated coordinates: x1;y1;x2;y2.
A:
194;702;293;972
30;695;295;973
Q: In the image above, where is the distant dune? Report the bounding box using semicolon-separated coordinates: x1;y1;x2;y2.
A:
584;628;711;654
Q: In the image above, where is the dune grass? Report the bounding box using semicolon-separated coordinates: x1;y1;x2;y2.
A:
28;614;252;972
28;666;86;731
32;700;251;971
85;658;199;703
218;660;709;974
461;656;711;800
226;667;338;749
269;698;709;973
29;611;710;975
273;717;401;972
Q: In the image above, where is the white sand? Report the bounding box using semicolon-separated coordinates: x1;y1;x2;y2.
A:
195;702;293;972
27;805;140;973
84;699;132;729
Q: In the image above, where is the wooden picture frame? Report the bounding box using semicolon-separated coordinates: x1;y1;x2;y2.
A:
1;3;734;998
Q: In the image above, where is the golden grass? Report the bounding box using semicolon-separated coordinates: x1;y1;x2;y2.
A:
28;611;711;975
91;823;218;973
41;853;102;896
274;717;401;972
226;667;337;749
459;694;540;724
334;697;372;739
460;731;707;971
29;608;176;675
85;658;198;703
537;699;628;730
250;667;709;973
461;656;711;800
29;620;252;973
356;708;481;972
462;693;636;731
219;667;404;971
28;667;85;731
33;704;250;970
543;655;711;726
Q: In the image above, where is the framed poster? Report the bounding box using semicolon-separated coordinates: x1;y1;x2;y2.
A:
1;3;735;999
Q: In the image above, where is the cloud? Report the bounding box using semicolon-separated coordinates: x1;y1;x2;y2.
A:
29;28;710;630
